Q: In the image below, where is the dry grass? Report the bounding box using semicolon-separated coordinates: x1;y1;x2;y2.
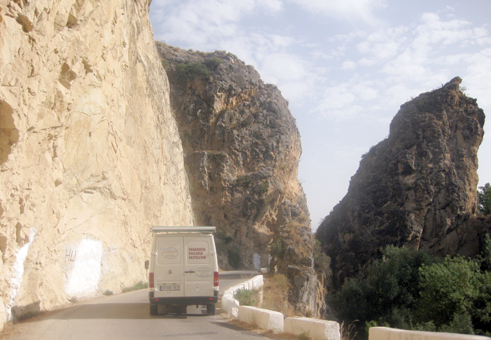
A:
226;319;309;340
340;320;359;340
215;274;311;340
261;273;297;317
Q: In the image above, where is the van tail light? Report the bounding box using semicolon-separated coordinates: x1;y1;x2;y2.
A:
149;272;154;288
214;271;219;287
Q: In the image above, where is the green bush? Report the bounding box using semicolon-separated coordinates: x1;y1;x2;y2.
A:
298;330;311;340
480;233;491;271
416;256;478;328
259;181;268;194
331;246;435;339
203;56;222;71
176;62;211;81
269;240;284;258
122;280;148;293
439;313;474;335
234;289;258;306
478;183;491;215
160;57;170;71
331;245;491;338
416;256;491;335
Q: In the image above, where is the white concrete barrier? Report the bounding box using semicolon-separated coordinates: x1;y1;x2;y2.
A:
221;292;240;319
285;317;340;340
221;274;343;339
369;327;490;340
238;306;284;332
221;274;264;319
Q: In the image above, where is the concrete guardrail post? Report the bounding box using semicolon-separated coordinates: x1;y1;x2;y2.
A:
369;327;491;340
285;316;340;340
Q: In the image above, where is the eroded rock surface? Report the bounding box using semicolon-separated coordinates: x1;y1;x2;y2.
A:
0;0;193;329
157;44;321;315
316;77;486;288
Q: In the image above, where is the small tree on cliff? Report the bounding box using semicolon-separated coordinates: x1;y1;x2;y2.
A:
478;183;491;215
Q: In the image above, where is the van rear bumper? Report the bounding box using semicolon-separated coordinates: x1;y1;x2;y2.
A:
149;290;219;305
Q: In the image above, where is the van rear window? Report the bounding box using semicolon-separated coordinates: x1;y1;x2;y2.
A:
157;240;182;265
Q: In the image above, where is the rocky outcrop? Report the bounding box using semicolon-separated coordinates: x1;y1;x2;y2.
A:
156;44;321;315
316;77;485;289
0;0;193;329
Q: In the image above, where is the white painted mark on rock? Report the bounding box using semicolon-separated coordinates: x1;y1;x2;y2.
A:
65;239;103;297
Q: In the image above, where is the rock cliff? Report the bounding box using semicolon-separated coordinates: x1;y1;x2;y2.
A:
316;77;486;289
156;43;321;315
0;0;193;329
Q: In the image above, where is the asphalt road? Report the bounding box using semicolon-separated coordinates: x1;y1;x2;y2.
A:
1;271;264;340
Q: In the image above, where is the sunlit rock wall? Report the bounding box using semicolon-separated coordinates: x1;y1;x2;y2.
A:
157;44;322;316
0;0;193;329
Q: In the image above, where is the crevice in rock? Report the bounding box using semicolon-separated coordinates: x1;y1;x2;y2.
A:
0;100;19;165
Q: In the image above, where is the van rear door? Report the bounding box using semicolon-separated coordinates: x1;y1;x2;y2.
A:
154;236;184;298
184;236;214;298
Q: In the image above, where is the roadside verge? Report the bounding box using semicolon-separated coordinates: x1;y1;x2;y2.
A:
221;275;340;340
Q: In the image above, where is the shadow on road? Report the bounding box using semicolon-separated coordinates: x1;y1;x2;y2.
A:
211;320;265;338
19;303;212;322
14;271;260;325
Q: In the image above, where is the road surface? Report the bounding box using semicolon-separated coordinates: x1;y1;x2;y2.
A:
0;271;265;340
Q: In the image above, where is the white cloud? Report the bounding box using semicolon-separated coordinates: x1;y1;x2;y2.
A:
435;53;472;66
277;81;312;103
342;61;356;70
314;79;385;121
258;52;318;103
288;0;386;26
380;13;489;86
357;41;370;54
150;0;259;46
465;47;491;109
382;51;428;80
261;53;307;82
358;57;377;66
356;27;407;61
415;13;478;47
269;34;295;48
352;82;379;100
385;83;417;108
258;0;283;12
313;11;491;124
216;33;297;68
314;83;360;120
150;0;284;46
327;31;368;44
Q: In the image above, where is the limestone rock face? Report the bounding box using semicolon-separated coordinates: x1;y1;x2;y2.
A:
157;44;320;315
316;77;485;289
0;0;193;329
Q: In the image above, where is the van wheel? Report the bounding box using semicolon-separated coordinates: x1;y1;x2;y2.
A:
159;305;168;315
176;305;186;315
207;304;216;316
150;304;158;316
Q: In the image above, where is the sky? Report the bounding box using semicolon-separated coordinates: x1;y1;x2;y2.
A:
149;0;491;231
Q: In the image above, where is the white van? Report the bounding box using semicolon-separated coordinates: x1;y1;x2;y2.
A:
146;226;219;316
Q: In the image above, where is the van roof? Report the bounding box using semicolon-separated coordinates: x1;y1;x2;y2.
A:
151;226;216;233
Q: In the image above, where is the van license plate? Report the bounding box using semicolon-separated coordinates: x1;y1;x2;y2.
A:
160;285;180;291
